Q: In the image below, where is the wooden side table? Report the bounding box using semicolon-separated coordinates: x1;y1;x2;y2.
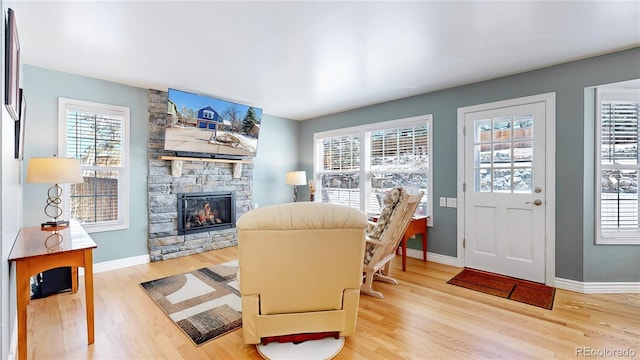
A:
395;216;429;271
8;221;97;360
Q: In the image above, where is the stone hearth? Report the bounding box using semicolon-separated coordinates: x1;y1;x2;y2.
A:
146;90;253;261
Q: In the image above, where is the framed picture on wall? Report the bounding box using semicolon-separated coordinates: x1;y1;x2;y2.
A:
5;8;20;121
15;88;25;159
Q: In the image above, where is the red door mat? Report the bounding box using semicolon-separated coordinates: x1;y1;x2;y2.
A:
447;268;556;310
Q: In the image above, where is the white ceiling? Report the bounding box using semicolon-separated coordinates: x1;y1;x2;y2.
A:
11;1;640;120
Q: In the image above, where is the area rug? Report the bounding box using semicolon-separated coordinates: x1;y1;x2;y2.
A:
447;268;556;310
140;260;242;345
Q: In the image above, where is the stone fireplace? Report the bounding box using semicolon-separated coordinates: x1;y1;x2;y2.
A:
146;90;252;261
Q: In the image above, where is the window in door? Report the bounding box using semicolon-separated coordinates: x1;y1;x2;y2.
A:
596;87;640;244
472;114;534;193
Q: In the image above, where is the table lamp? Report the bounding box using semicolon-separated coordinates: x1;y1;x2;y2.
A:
285;171;307;202
26;156;84;229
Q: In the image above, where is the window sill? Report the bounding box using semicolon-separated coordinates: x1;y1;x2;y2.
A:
597;236;640;245
80;222;129;234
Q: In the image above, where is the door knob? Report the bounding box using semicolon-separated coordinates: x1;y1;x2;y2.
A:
526;199;542;206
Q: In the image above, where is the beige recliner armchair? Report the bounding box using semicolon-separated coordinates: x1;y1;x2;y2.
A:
237;202;367;345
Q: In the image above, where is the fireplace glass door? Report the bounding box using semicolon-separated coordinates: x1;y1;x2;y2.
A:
178;192;236;234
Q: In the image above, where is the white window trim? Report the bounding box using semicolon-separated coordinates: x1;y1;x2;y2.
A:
595;87;640;245
58;97;131;233
313;114;433;226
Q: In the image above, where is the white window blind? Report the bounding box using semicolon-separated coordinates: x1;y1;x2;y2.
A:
59;98;130;233
596;88;639;244
369;125;429;214
318;134;361;209
315;115;432;222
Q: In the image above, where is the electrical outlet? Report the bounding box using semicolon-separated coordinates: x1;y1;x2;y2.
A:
439;197;447;207
446;198;457;208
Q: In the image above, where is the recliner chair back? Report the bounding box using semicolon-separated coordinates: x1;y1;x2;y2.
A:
238;202;367;344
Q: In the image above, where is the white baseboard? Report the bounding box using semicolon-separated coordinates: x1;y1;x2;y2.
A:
402;248;463;267
8;251;637;360
555;277;640;294
93;254;150;273
404;249;640;294
79;254;150;276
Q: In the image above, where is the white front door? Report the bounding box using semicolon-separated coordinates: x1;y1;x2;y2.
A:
462;101;547;283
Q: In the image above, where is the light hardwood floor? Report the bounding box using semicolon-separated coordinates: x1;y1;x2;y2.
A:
24;247;639;359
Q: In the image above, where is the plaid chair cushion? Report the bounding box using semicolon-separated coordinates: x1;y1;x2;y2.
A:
364;186;405;264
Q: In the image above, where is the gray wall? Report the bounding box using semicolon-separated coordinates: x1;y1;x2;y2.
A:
21;65;299;263
253;114;300;207
582;81;640;282
299;47;640;282
22;65;149;263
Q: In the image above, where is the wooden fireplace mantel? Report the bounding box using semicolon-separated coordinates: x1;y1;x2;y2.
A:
159;156;252;178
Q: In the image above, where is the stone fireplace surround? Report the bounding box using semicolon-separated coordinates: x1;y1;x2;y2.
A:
147;89;253;261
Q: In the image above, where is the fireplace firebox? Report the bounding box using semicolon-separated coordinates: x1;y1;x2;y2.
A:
177;192;236;235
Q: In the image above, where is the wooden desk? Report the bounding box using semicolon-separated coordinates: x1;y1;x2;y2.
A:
8;221;96;360
395;216;429;271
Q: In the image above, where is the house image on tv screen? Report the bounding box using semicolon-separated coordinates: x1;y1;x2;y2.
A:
165;88;262;158
197;106;224;129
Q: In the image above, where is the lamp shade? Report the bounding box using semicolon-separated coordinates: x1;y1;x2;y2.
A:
26;157;84;184
285;171;307;186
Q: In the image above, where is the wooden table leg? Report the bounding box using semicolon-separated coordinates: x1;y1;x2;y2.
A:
16;263;30;360
422;228;428;261
84;249;95;344
399;217;429;271
71;266;78;293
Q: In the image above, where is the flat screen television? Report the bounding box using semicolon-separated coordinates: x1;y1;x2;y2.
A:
164;88;262;159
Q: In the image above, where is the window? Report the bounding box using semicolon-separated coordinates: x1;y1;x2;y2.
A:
59;98;130;233
596;87;639;244
314;115;432;224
